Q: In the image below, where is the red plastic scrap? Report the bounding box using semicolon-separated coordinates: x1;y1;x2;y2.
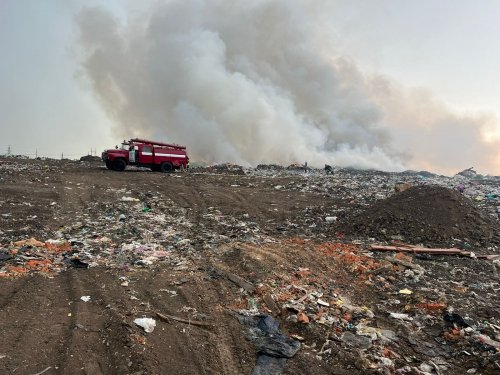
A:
315;242;384;275
13;238;45;247
2;265;28;277
443;328;463;341
26;259;53;273
11;238;71;253
296;268;312;278
382;347;400;359
45;241;71;253
297;312;309;324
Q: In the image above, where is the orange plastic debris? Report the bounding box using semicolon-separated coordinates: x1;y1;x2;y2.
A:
315;242;384;278
382;347;400;358
45;241;71;253
342;313;353;322
394;252;413;262
444;329;463;341
26;259;53;273
275;291;295;303
415;302;447;311
130;333;146;345
297;312;310;324
4;265;28;275
284;238;309;246
13;238;45;247
296;268;311;278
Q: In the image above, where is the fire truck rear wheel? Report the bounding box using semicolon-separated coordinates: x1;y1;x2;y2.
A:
113;159;126;172
160;162;173;173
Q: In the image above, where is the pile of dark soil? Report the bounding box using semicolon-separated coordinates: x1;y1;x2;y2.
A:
339;185;500;248
79;155;101;162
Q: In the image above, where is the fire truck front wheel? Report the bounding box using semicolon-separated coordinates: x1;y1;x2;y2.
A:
160;162;173;173
112;159;126;172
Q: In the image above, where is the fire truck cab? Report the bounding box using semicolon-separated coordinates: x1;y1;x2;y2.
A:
102;138;189;172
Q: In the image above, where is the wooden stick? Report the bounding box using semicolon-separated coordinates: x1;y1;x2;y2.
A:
156;312;215;327
370;245;469;255
31;367;52;375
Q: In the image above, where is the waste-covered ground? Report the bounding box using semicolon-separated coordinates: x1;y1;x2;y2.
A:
1;157;500;375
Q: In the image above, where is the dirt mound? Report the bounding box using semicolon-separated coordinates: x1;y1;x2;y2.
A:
79;155;101;162
339;185;500;248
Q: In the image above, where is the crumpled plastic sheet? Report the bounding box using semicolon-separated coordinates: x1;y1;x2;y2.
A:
237;314;300;375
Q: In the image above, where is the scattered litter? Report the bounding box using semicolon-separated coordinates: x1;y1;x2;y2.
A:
390;313;413;321
317;299;329;307
134;317;156;333
121;196;140;202
80;296;91;302
159;289;178;296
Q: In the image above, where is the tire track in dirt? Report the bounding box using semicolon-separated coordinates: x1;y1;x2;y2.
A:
0;268;147;375
58;269;136;374
220;189;265;218
0;273;74;374
134;270;217;374
173;281;243;375
0;276;31;310
166;184;208;225
125;266;253;375
52;173;94;229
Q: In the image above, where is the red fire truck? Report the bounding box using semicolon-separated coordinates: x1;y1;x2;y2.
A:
102;138;189;172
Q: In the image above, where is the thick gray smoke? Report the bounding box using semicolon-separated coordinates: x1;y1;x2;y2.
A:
76;0;500;173
76;0;404;170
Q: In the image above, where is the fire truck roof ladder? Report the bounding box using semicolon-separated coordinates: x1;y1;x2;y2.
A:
130;138;186;150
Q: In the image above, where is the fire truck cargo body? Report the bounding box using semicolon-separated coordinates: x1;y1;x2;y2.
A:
102;138;189;172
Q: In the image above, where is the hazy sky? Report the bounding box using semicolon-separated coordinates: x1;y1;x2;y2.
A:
1;0;499;174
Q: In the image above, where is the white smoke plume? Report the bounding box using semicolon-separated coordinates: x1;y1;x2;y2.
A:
368;76;500;175
76;0;500;173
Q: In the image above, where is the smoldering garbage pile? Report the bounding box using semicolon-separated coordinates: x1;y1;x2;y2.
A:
190;163;246;175
338;185;500;249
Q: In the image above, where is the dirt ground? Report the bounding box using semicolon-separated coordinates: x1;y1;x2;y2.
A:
1;158;499;375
